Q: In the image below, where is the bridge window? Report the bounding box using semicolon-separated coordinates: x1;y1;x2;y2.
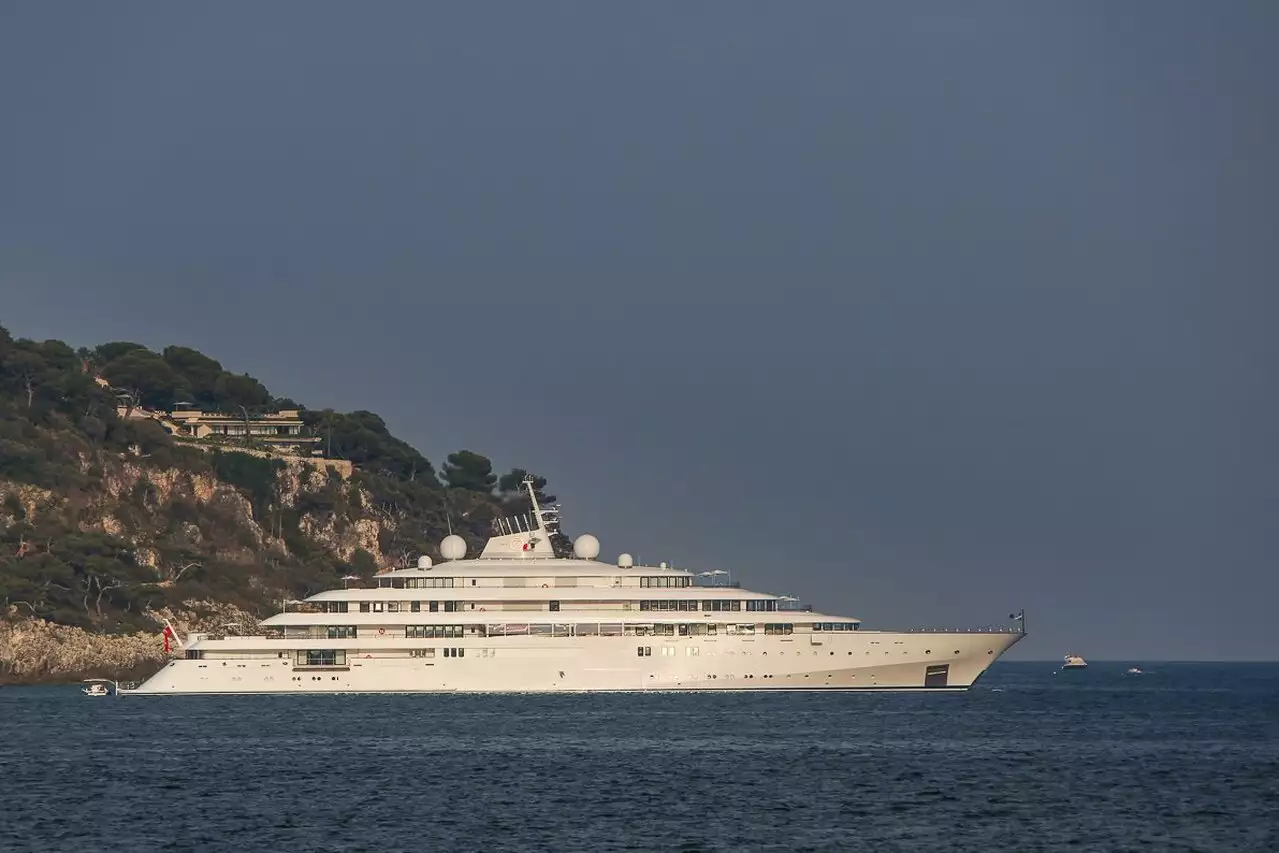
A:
640;576;691;588
406;625;465;639
325;626;358;639
639;600;700;612
406;577;455;589
300;650;346;667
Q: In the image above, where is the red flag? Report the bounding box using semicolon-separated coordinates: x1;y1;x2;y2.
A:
162;625;172;653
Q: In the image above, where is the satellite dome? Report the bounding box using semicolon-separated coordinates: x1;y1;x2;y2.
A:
440;535;467;561
617;553;634;568
573;534;601;560
416;555;432;570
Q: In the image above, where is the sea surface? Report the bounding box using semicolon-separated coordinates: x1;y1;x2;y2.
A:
1;662;1276;852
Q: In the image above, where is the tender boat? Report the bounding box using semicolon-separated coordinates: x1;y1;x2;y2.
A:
121;477;1028;695
1126;667;1142;675
82;681;111;696
1062;654;1088;670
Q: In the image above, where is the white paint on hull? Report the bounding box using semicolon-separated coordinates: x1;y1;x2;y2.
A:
125;630;1023;695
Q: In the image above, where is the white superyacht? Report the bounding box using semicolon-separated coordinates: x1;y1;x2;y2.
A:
126;478;1025;694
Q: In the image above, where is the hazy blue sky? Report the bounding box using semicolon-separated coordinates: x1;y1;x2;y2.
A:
2;2;1274;659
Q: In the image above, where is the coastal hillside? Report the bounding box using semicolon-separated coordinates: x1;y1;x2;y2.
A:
0;322;556;683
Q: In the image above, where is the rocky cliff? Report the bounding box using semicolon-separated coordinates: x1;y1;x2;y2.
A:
0;325;556;684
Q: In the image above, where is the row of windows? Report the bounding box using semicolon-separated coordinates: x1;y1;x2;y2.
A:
639;576;692;588
638;600;702;611
298;650;347;667
378;577;456;589
296;621;857;638
379;577;700;590
318;598;790;614
357;600;465;614
405;625;465;639
408;647;486;658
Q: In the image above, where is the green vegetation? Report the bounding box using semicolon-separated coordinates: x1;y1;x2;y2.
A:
0;321;558;636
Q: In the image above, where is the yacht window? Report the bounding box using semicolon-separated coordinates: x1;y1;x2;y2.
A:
411;601;421;613
549;600;560;612
373;602;384;613
471;579;476;586
392;578;405;589
388;602;399;613
359;602;370;613
429;601;439;612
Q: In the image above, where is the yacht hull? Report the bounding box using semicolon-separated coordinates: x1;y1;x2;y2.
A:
123;630;1023;695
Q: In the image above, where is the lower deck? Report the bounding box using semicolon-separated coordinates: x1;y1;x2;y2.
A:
128;630;1024;694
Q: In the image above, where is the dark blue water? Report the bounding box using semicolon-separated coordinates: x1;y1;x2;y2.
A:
2;662;1277;852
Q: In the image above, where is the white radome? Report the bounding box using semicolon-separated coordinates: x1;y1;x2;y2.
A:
617;552;634;568
439;535;467;561
416;555;433;569
573;534;600;560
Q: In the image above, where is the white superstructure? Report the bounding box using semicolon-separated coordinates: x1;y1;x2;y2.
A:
126;478;1025;694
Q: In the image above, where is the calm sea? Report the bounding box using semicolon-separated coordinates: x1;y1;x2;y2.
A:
1;662;1276;852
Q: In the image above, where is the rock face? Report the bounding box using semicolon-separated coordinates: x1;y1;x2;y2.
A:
0;452;431;685
0;330;519;687
0;601;260;685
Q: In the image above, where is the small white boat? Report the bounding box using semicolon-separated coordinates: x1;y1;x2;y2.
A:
82;679;114;696
1062;654;1088;670
1126;667;1142;675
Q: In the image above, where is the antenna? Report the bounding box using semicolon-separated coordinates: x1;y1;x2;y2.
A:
524;474;546;531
